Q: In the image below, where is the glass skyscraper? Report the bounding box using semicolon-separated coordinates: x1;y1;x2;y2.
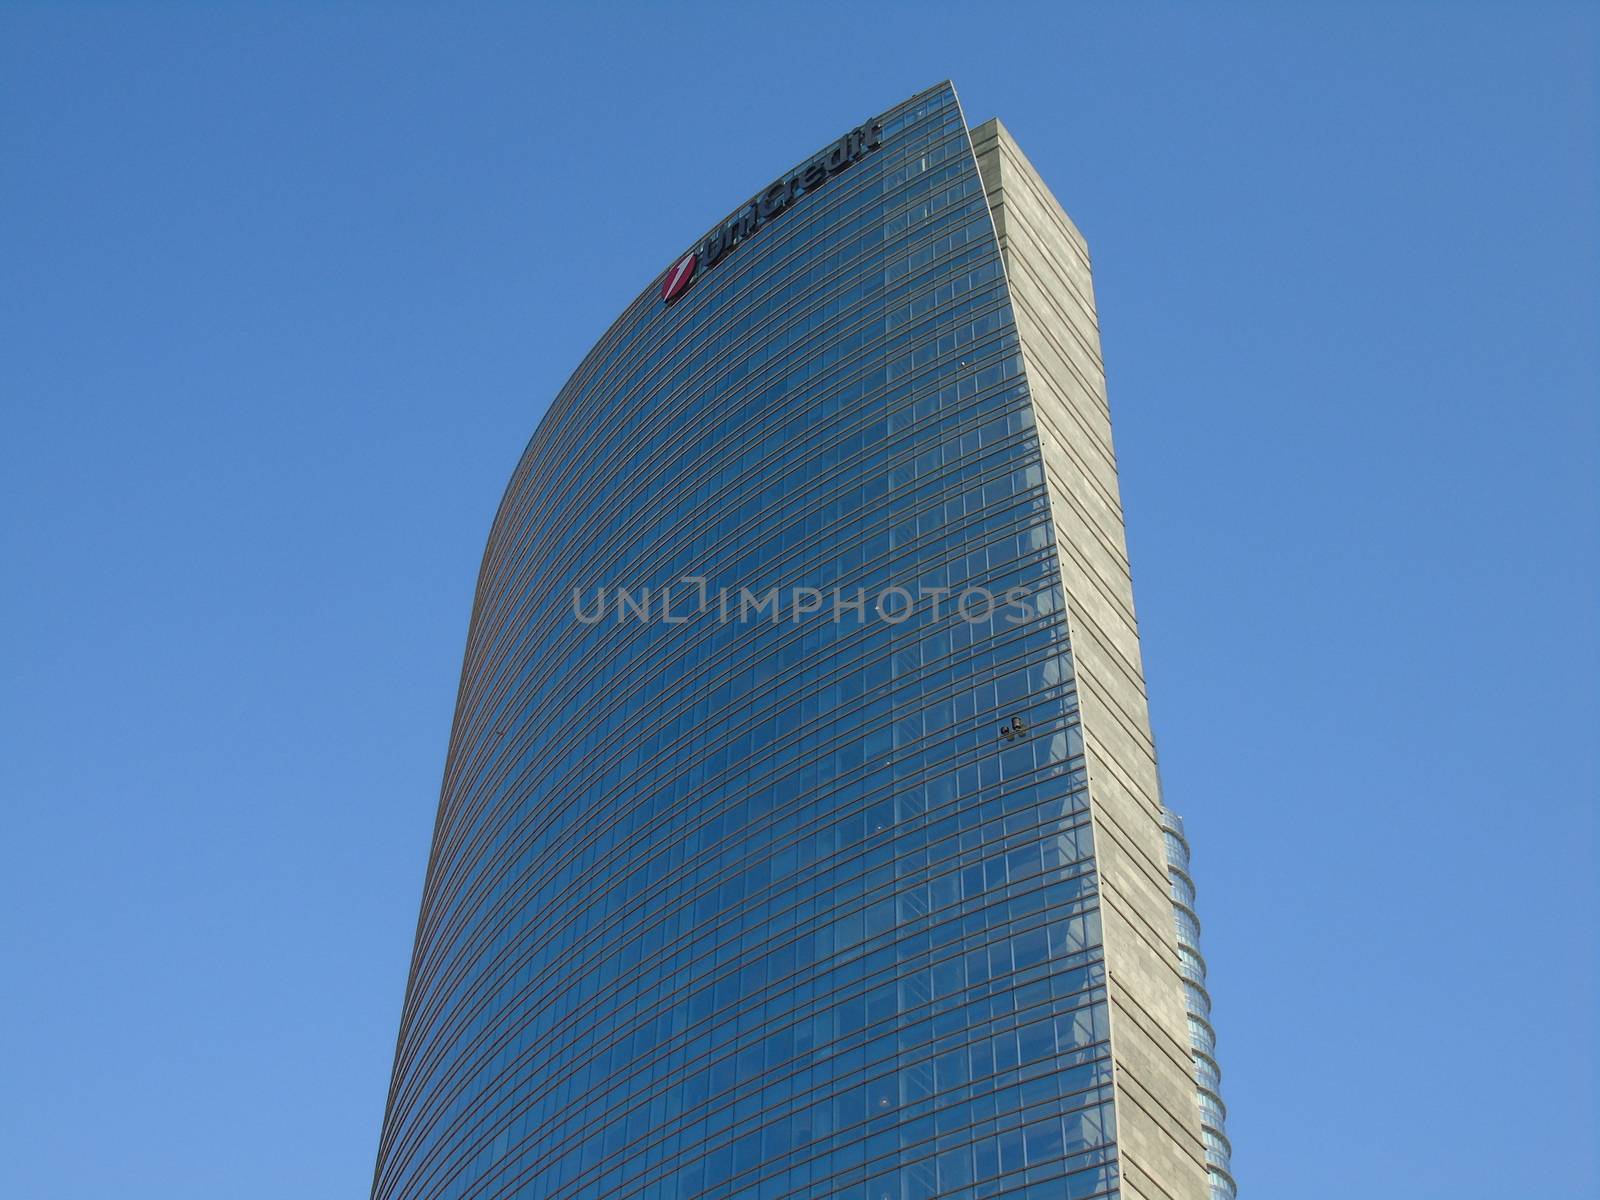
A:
372;82;1232;1200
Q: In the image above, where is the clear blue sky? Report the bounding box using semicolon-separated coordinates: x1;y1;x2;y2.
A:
2;4;1594;1197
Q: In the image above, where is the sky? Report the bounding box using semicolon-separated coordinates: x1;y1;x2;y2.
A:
1;3;1595;1198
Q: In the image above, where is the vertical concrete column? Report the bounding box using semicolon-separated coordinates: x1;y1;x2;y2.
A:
971;118;1211;1200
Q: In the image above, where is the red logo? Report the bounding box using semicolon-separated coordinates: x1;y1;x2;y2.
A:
661;251;698;303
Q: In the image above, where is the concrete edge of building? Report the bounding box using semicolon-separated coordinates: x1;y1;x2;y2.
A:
969;115;1213;1200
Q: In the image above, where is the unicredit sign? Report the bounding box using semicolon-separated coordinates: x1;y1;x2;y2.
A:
661;117;883;305
660;251;698;304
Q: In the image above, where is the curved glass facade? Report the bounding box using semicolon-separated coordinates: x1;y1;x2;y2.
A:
1160;811;1236;1200
373;82;1227;1200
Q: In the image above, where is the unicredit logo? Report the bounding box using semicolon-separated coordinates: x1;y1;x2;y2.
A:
660;116;883;306
661;251;698;303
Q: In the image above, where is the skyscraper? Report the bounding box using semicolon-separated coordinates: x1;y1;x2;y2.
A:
372;81;1233;1200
